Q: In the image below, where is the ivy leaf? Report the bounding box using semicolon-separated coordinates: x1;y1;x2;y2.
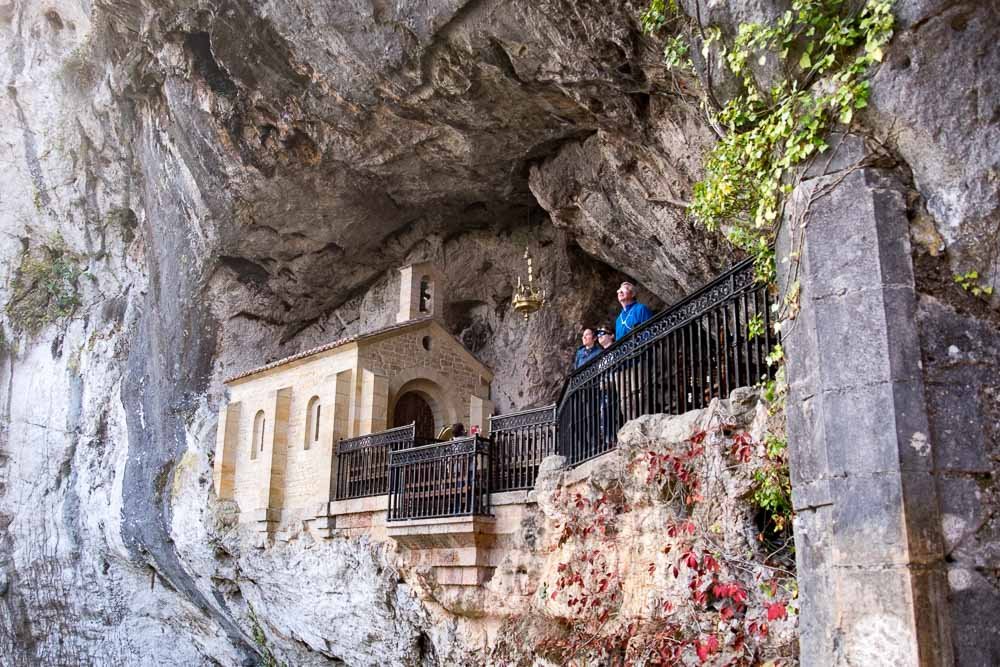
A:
766;601;788;621
799;51;811;69
695;635;720;662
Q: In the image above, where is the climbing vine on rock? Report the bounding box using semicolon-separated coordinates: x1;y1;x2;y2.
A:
536;420;796;665
642;0;895;282
637;0;893;551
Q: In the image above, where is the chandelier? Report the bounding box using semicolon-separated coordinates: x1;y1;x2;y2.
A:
512;247;545;320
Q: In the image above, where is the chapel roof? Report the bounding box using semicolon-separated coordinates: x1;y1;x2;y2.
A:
223;317;490;384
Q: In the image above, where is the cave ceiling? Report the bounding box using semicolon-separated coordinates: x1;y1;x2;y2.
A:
99;0;714;324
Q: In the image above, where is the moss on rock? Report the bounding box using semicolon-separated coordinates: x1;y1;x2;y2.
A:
6;237;84;337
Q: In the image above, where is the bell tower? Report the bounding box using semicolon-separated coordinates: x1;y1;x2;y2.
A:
397;262;444;323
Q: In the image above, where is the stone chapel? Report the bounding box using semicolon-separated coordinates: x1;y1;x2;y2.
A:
212;262;495;534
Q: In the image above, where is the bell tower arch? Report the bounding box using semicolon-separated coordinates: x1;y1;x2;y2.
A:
397;262;444;323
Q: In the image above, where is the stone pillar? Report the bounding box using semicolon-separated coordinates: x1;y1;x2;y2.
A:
329;369;353;497
255;387;291;537
213;401;240;500
310;378;339;509
358;369;388;435
469;395;493;436
313;371;356;537
778;139;952;665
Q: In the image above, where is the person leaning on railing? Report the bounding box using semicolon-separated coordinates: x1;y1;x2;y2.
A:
574;327;603;369
614;281;653;421
596;327;618;446
615;281;654;341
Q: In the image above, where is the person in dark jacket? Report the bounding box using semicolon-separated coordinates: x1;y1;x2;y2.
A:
574;328;603;369
595;327;619;445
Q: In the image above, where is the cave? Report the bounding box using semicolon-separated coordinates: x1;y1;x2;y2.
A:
1;0;999;665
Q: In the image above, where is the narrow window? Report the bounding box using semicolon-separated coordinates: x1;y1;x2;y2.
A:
305;396;321;449
251;410;266;460
314;403;321;442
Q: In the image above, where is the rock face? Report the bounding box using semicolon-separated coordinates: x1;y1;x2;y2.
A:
0;0;997;664
0;0;717;662
481;389;797;666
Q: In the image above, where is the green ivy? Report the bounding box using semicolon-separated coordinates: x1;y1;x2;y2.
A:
643;0;895;281
954;270;995;298
752;434;792;532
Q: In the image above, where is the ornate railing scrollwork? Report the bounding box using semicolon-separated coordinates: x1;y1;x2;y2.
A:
334;423;436;500
489;405;556;432
387;436;492;521
489;405;557;493
389;436;489;466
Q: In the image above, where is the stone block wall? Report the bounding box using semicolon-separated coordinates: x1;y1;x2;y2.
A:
217;320;494;532
220;347;358;528
913;240;1000;663
777;134;1000;664
282;375;347;514
361;321;493;432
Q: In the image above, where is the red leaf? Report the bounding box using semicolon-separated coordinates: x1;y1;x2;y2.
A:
702;554;720;573
733;431;753;446
766;601;787;621
696;642;709;662
695;635;719;663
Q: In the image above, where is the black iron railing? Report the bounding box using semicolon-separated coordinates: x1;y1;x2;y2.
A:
557;256;777;465
387;436;492;521
330;257;775;516
334;424;436;500
490;405;557;492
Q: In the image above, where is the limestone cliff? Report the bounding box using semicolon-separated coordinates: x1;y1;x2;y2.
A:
0;0;997;664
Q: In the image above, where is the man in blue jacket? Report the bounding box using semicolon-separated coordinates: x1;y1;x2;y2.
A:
614;281;654;421
615;281;654;340
574;328;602;368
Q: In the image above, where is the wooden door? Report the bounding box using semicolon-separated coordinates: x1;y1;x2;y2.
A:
393;392;435;440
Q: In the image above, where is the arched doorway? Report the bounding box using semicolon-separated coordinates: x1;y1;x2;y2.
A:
392;391;435;440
